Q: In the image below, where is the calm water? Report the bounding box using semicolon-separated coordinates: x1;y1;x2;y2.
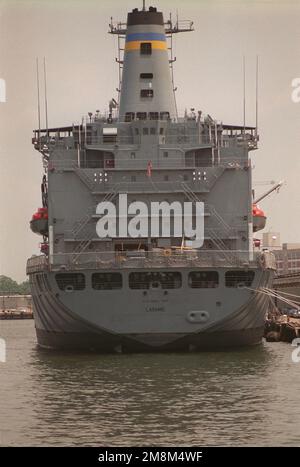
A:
0;320;300;446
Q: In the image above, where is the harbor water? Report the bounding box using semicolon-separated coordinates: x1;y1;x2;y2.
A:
1;320;300;447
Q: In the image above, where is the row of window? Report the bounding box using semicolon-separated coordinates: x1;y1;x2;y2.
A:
142;127;164;135
55;271;255;291
125;111;170;122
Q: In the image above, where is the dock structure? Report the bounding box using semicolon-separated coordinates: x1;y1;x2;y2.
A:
0;310;33;320
273;272;300;292
265;315;300;343
273;272;300;310
264;273;300;343
0;295;33;320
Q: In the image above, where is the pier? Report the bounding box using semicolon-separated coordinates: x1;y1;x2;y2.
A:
265;315;300;343
264;272;300;342
273;272;300;295
0;295;33;320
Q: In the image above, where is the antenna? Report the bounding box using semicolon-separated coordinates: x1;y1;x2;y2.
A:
243;55;246;136
36;58;41;150
142;0;146;11
255;55;259;135
43;57;49;137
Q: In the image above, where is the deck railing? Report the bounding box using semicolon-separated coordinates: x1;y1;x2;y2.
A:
26;250;276;274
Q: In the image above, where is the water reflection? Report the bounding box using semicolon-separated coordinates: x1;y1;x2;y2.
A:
2;321;300;446
28;344;274;446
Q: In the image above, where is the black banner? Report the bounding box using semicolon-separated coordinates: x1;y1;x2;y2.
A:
0;447;294;465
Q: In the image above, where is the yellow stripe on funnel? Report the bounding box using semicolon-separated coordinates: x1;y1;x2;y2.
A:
125;41;167;51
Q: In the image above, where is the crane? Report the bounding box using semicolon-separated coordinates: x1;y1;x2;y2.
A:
254;180;284;204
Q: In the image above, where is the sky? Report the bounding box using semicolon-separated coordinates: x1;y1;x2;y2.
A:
0;0;300;282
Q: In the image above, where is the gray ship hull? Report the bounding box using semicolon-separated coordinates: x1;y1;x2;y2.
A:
29;266;274;352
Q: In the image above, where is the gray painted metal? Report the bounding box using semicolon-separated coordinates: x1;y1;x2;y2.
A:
27;5;275;352
119;23;176;119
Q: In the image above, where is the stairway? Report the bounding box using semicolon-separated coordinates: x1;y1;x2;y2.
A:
181;181;231;231
206;228;236;264
70;185;120;263
74;167;95;191
71;232;94;264
181;181;236;261
71;206;95;238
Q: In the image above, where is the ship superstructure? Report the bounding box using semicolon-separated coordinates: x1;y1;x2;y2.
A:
27;4;276;351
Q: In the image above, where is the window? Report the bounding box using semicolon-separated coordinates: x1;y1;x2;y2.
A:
85;149;104;168
131;152;136;159
125;112;135;122
160;128;164;135
149;112;159;120
140;43;152;55
225;270;255;288
150;127;156;135
195;148;212;167
129;272;182;290
160;111;170;120
92;273;122;290
136;112;147;120
188;271;219;288
163;151;168;158
55;273;85;291
103;127;117;144
143;128;149;135
141;89;154;98
185;148;213;168
140;73;154;79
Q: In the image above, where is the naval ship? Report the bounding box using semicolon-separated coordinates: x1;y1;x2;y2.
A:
27;3;276;352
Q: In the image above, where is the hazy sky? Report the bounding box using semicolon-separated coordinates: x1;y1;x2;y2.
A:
0;0;300;281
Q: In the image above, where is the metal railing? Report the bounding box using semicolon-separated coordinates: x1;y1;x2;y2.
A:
34;130;257;159
26;255;49;274
36;127;257;146
26;250;276;274
49;155;248;172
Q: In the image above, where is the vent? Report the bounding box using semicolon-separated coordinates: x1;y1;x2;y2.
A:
141;89;154;98
140;73;154;79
